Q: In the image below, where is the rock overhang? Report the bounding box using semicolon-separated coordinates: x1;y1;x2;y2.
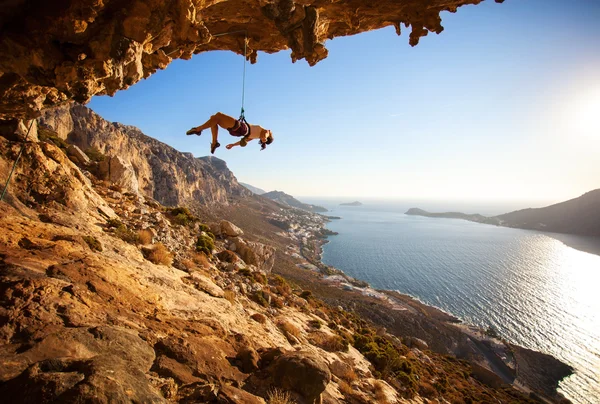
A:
0;0;504;120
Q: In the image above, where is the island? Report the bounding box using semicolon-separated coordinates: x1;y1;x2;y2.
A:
340;201;363;206
405;208;501;225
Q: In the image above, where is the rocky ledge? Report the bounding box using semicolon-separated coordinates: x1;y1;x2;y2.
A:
0;0;503;119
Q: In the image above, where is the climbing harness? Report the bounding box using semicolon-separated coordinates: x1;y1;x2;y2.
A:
1;119;35;202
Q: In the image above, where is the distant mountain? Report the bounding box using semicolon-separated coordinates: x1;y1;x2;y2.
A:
340;201;362;206
497;189;600;236
406;189;600;237
240;182;266;195
405;208;500;225
262;191;327;213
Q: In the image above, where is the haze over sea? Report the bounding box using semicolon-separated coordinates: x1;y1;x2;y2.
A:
306;198;600;404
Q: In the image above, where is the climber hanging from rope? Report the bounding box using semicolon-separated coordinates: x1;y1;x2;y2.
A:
185;31;273;154
186;113;273;154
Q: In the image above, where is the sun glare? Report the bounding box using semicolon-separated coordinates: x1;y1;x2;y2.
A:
570;87;600;141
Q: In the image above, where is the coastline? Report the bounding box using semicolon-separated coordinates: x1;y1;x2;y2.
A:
304;213;574;403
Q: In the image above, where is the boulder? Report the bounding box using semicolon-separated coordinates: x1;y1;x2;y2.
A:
67;144;90;165
0;326;165;403
99;156;140;195
236;347;260;373
221;220;243;237
230;238;275;273
271;351;331;404
219;385;266;404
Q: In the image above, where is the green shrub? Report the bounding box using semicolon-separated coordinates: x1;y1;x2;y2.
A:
300;290;312;299
84;147;106;162
38;127;68;151
196;233;215;256
83;236;103;252
252;290;270;307
168;206;198;226
106;218;139;244
308;319;322;329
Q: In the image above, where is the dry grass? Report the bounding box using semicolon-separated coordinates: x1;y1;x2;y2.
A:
137;229;153;244
309;331;347;352
278;320;300;338
180;259;196;271
224;290;236;304
373;380;391;404
343;367;358;383
267;388;295;404
148;243;173;266
192;252;211;269
338;380;354;396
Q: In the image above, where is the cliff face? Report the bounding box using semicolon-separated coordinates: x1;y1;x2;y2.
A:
0;0;503;119
38;104;250;207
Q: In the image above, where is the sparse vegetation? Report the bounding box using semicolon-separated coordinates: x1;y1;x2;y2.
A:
309;331;348;352
82;235;103;252
308;319;322;329
196;233;215;256
338;380;354;396
192;252;211;269
267;388;294;404
38;127;69;151
106;218;139;244
278;320;301;340
167;206;200;226
251;290;270;307
147;243;173;266
300;290;312;299
137;229;153;244
84;147;106;162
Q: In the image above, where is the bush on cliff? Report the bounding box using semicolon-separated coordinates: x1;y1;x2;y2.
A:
147;243;173;266
168;206;198;226
38;127;68;152
84;147;106;162
106;218;139;244
196;233;215;256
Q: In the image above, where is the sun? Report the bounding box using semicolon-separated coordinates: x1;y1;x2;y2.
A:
570;87;600;141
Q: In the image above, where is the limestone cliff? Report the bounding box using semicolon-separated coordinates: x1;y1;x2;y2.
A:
0;0;503;119
38;104;250;207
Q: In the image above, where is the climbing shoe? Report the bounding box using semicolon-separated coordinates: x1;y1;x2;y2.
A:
210;142;220;154
186;127;202;136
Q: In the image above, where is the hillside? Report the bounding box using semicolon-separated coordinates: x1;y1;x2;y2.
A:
497;189;600;236
240;182;267;195
0;107;572;403
407;190;600;237
262;191;328;213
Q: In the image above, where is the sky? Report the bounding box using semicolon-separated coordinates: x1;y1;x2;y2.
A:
88;0;600;205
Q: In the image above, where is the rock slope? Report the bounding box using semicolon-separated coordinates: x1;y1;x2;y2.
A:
0;0;503;119
38;103;250;207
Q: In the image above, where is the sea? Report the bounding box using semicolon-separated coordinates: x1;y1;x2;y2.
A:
304;198;600;404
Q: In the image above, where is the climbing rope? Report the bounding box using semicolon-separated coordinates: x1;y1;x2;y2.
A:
168;29;250;120
1;119;35;202
240;32;248;120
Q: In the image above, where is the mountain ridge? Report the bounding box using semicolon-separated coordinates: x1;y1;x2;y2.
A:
406;189;600;237
262;190;328;213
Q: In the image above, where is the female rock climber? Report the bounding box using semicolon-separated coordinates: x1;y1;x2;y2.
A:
186;112;274;154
